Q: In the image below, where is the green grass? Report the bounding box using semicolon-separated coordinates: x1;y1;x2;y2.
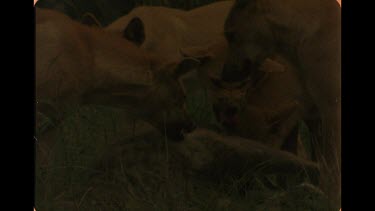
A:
182;75;220;130
35;92;333;210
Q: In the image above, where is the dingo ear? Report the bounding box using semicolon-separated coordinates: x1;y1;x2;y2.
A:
123;17;145;46
173;57;201;79
80;12;102;27
180;46;214;64
259;58;286;73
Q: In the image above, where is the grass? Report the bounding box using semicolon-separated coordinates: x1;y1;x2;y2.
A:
35;91;333;210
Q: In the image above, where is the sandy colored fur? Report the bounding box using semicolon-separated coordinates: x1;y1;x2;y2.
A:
224;0;341;206
106;1;234;60
36;8;197;140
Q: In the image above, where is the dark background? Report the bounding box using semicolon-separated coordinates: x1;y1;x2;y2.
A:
36;0;221;26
